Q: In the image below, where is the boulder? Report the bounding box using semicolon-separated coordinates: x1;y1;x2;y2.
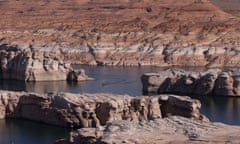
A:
67;69;94;81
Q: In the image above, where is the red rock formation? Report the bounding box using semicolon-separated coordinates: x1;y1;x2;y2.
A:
0;0;239;67
141;68;240;96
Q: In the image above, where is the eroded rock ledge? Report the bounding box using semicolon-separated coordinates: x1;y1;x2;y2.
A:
0;91;204;128
0;50;92;81
58;116;240;144
142;69;240;96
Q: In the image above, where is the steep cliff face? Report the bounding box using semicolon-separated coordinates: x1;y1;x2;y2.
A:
0;0;239;67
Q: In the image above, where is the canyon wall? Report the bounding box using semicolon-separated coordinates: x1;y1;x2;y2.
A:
142;69;240;96
0;0;239;67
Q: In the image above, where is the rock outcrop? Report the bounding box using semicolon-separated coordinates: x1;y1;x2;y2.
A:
2;91;240;144
57;116;240;144
0;0;240;67
0;50;92;81
142;68;240;96
0;91;204;128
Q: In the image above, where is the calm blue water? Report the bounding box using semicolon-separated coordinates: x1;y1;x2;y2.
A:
0;66;239;144
0;119;69;144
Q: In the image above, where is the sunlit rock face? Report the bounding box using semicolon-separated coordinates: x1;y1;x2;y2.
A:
142;69;240;96
0;0;240;67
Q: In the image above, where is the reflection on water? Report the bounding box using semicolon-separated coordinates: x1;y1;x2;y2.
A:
0;66;166;95
197;96;240;125
0;80;87;94
0;66;240;143
0;119;69;144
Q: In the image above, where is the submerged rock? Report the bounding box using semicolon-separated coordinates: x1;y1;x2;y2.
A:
142;69;240;96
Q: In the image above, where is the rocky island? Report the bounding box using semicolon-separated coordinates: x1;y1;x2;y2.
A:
1;91;240;144
142;68;240;96
0;91;205;127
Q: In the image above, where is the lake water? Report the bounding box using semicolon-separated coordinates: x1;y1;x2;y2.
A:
0;66;240;144
0;119;69;144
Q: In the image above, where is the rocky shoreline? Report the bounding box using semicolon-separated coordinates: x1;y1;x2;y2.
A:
0;91;204;127
1;33;240;68
142;68;240;97
1;91;240;143
57;116;240;144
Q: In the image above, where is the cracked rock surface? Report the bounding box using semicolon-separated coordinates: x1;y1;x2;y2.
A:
57;116;240;144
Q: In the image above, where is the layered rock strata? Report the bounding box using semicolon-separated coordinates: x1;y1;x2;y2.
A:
58;116;240;144
0;50;92;81
0;0;240;67
0;91;204;127
142;68;240;96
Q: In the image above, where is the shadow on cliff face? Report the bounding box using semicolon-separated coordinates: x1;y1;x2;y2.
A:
0;44;19;51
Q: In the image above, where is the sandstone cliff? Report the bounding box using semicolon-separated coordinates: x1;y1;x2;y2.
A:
0;0;240;67
142;68;240;96
0;50;92;81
